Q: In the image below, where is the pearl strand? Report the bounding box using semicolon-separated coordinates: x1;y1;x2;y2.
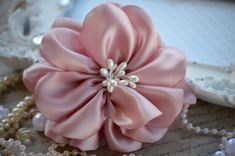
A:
0;72;21;94
180;104;235;136
0;96;34;137
0;138;26;155
0;137;83;156
180;104;235;156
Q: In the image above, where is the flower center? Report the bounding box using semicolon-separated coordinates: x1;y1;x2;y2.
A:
100;59;139;93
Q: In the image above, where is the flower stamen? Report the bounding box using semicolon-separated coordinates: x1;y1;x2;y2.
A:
100;59;139;93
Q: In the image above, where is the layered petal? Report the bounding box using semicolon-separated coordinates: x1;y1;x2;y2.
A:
121;5;161;71
70;132;99;151
40;27;99;72
34;71;102;122
129;47;186;87
109;86;162;129
104;119;142;152
52;17;82;32
23;62;61;93
175;79;197;105
44;90;106;139
45;121;99;151
79;3;137;67
136;85;184;127
45;121;70;143
121;124;168;143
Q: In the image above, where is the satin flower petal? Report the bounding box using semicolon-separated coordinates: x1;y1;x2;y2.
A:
52;17;82;32
121;124;168;143
70;133;99;151
121;5;161;71
44;90;106;140
137;85;184;127
40;27;99;72
109;86;162;129
104;119;142;152
79;4;137;67
45;121;99;151
176;79;197;105
34;71;102;122
129;47;186;87
23;62;61;93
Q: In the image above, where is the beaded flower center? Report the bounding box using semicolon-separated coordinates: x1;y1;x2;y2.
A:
100;59;139;93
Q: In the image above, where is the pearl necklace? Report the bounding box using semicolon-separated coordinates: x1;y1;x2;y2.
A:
180;104;235;156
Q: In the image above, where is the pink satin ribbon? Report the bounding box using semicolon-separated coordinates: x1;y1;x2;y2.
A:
23;3;196;152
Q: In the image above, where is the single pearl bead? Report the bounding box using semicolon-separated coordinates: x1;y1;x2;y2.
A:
225;138;235;156
182;119;188;124
182;108;188;114
32;34;43;46
186;123;193;130
180;114;187;119
213;151;225;156
194;126;201;133
32;113;46;131
202;128;209;134
212;129;218;135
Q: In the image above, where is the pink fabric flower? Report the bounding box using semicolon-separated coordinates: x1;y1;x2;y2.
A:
23;4;196;152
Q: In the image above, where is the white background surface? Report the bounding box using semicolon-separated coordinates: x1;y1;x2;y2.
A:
67;0;235;66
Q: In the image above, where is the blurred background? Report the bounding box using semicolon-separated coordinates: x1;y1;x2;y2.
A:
66;0;235;66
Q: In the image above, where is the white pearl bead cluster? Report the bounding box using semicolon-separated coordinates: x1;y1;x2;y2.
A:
0;95;34;137
0;72;21;94
0;138;84;156
0;138;26;155
180;104;235;156
100;59;139;93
